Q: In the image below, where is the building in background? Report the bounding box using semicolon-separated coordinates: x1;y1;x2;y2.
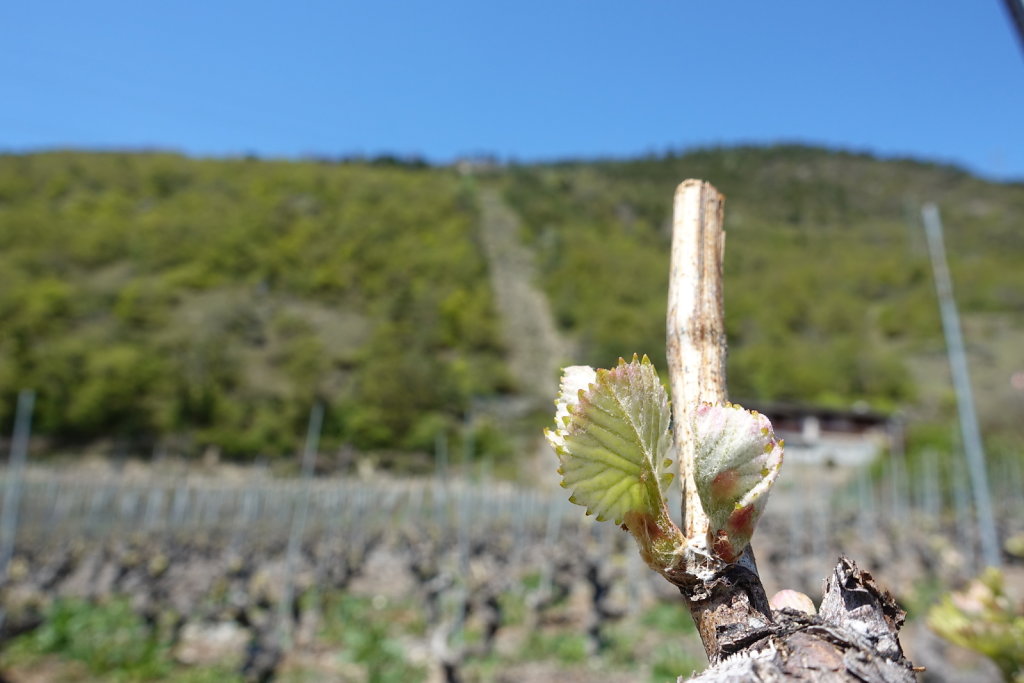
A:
744;402;902;468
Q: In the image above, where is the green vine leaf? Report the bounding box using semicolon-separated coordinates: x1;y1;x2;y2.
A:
546;355;673;523
693;403;784;563
545;355;683;570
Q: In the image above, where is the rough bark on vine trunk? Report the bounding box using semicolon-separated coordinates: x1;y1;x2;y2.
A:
686;557;916;682
667;181;919;681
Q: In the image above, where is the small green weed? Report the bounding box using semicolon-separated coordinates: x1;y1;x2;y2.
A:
522;629;588;664
6;598;170;679
641;601;696;635
322;594;425;683
649;643;703;682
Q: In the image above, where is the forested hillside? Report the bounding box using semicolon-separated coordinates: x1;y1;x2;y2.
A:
0;153;507;459
1;147;1021;464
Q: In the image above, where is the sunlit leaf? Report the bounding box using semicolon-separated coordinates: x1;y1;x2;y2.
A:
545;355;674;526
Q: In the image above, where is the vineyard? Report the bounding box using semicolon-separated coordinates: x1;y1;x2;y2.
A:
1;454;1021;682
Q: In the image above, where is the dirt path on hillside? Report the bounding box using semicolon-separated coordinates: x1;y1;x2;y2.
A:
477;188;576;486
478;188;573;406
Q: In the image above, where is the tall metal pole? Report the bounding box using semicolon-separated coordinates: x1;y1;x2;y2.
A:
0;390;34;580
921;204;1000;568
279;401;324;647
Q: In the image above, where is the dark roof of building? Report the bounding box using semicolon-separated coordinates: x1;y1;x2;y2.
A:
736;399;896;428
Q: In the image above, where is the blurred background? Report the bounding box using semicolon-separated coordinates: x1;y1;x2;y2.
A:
1;1;1023;681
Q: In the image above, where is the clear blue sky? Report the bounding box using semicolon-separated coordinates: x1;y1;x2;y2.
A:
3;1;1023;179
